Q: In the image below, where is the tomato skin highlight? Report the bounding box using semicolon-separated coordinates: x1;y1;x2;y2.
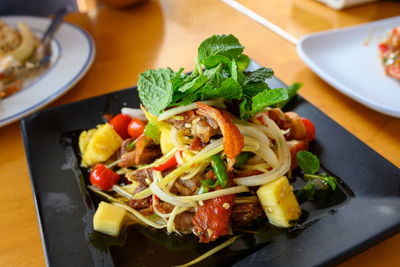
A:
90;164;120;190
128;118;146;139
109;113;132;139
301;117;316;142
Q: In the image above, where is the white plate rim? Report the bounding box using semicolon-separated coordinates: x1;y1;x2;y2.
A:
297;16;400;118
0;15;96;127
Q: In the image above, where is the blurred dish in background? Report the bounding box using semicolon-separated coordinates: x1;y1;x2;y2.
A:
98;0;148;9
297;16;400;118
0;19;46;99
0;15;95;127
378;26;400;80
315;0;378;10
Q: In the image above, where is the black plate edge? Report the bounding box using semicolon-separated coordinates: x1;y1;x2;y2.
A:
20;119;51;267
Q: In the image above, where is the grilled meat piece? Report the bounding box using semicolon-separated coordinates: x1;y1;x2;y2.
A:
174;212;195;234
231;203;265;227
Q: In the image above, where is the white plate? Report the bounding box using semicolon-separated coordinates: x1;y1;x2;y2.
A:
297;16;400;118
0;16;95;127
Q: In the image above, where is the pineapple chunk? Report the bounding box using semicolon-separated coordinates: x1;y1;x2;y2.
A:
79;128;97;154
81;123;123;167
160;127;174;154
257;176;301;228
93;202;127;236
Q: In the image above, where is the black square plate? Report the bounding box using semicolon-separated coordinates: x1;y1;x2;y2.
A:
21;64;400;267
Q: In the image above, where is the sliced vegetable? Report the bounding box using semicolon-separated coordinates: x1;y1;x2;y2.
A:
128;117;146;139
144;122;160;144
211;154;229;188
197;103;244;169
152;151;180;171
90;164;120;190
109;113;132;139
234;152;253;168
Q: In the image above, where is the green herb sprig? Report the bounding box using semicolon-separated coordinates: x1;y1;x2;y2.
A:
137;34;302;118
296;151;338;200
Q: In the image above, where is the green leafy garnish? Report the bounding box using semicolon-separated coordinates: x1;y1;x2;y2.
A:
304;174;337;191
251;88;288;115
236;54;250;72
137;68;175;115
136;34;302;120
244;67;274;83
202;77;242;100
295;181;316;200
295;151;338;202
198;34;244;66
296;150;320;175
144;122;160;144
279;83;303;109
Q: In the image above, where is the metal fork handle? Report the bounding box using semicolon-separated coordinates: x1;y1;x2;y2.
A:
41;5;74;46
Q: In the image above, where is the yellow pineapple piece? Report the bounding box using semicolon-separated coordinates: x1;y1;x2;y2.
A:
93;202;127;236
257;176;301;228
160;127;174;154
81;123;123;167
79;128;97;154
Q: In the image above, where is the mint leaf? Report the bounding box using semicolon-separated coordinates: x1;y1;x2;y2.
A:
171;67;185;90
251;88;288;115
198;34;244;66
244;67;274;83
230;60;246;86
173;90;202;106
137;68;175;115
239;97;251;121
297;151;320;174
144;122;160;144
202;55;232;69
202;77;242;100
304;173;338;191
279;82;303;109
296;181;316;202
243;82;271;97
178;74;208;93
324;176;337;190
204;65;224;87
236;54;250;72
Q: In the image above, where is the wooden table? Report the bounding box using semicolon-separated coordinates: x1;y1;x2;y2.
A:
1;0;399;265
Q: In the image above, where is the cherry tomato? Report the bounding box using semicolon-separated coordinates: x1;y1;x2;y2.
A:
90;164;120;190
301;117;316;142
127;118;146;139
153;151;180;171
378;43;389;54
109;113;132;139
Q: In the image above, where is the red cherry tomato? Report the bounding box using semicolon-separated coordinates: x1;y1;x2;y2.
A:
378;43;389;54
301;117;316;142
128;118;146;139
109;113;132;139
90;164;120;190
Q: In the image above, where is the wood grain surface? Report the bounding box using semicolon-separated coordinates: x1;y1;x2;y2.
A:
0;0;399;266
